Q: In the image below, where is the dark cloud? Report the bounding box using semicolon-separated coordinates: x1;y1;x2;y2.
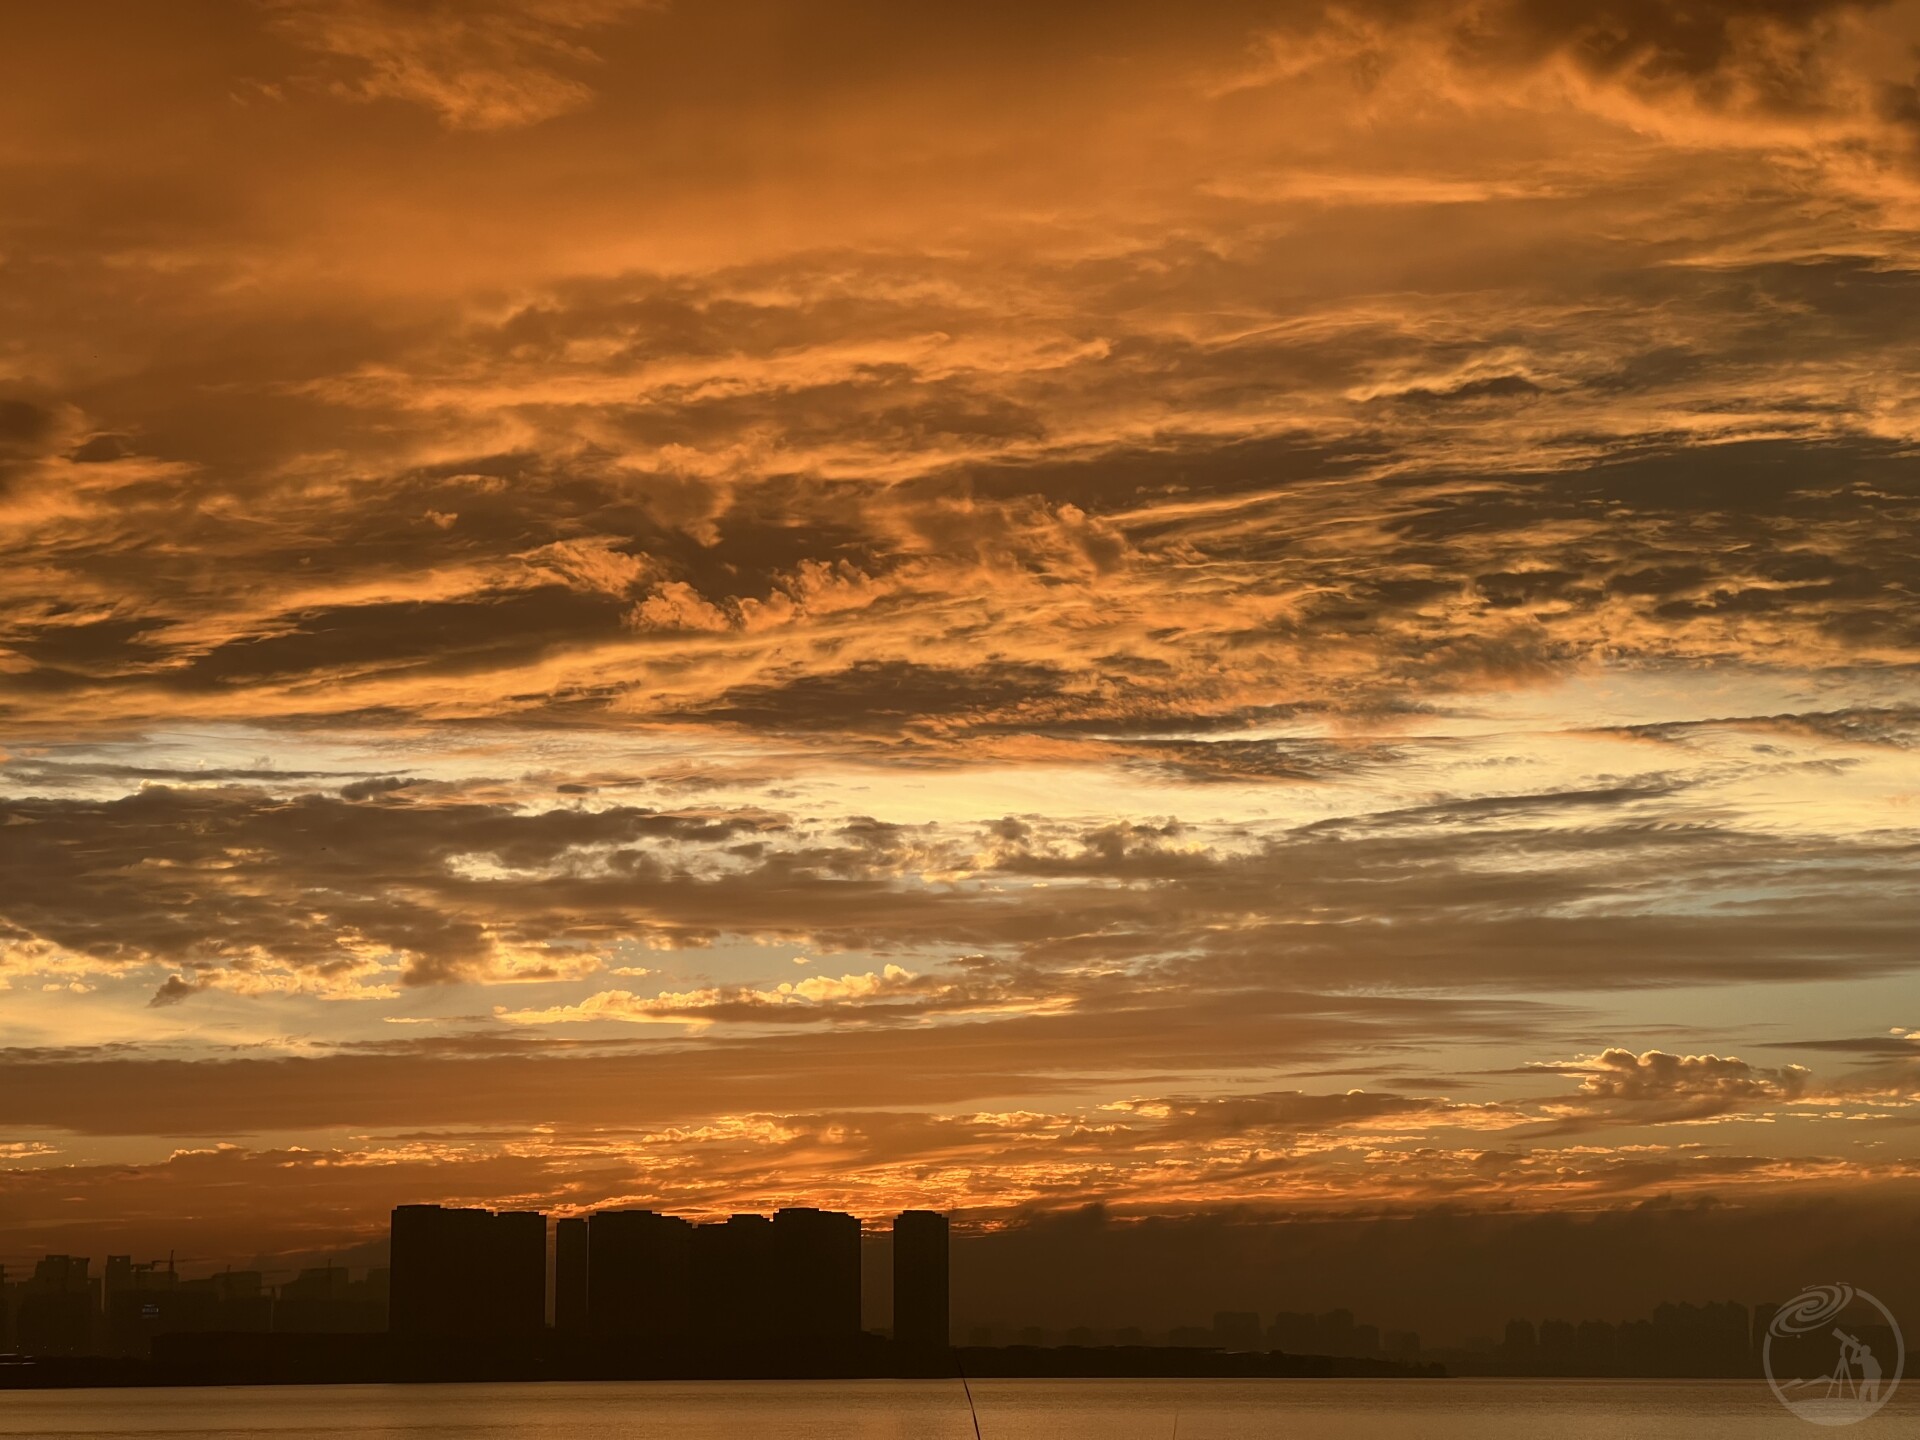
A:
338;774;417;801
1472;0;1888;110
2;775;1914;1032
688;660;1074;735
7;236;1920;736
2;231;1915;737
1609;706;1920;749
0;400;52;443
147;974;205;1008
0;787;791;985
1767;1033;1920;1055
0;396;66;497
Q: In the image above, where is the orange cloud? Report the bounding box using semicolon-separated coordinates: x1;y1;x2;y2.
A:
2;0;1919;1278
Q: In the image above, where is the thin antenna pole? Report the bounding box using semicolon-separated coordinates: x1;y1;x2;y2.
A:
956;1353;984;1440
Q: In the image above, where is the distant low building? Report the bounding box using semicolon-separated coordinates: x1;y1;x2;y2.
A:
103;1257;272;1356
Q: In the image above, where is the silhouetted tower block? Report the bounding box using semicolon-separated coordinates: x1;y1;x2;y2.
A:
771;1207;861;1343
892;1210;949;1350
390;1204;547;1338
1575;1318;1617;1375
1320;1308;1358;1356
1268;1311;1316;1353
492;1211;548;1336
588;1209;692;1343
1268;1307;1366;1357
393;1204;462;1337
555;1217;589;1335
1617;1317;1657;1374
1539;1318;1577;1372
691;1214;775;1345
1502;1317;1538;1371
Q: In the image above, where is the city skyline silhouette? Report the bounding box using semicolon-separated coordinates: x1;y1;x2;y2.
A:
5;1198;1898;1392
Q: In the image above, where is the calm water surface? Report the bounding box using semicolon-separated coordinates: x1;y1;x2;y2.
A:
0;1378;1913;1438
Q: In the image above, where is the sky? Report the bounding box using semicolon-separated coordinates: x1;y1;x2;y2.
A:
3;0;1919;1336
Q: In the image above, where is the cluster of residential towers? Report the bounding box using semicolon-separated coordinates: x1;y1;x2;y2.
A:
390;1204;950;1349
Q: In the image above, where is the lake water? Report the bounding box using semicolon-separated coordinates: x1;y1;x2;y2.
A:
0;1378;1912;1438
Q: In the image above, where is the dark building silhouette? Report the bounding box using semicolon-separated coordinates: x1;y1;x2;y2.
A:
690;1213;776;1345
103;1254;171;1355
1434;1297;1783;1377
1537;1317;1575;1371
891;1209;949;1350
1501;1317;1538;1366
1575;1318;1617;1374
494;1210;547;1335
555;1216;588;1335
588;1209;692;1342
1;1200;903;1369
1617;1316;1657;1375
15;1255;97;1356
273;1263;387;1334
5;1255;388;1359
771;1207;861;1343
1269;1307;1377;1358
102;1261;273;1357
389;1204;546;1338
578;1204;865;1350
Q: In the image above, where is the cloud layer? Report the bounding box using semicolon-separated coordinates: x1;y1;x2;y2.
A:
2;0;1919;1308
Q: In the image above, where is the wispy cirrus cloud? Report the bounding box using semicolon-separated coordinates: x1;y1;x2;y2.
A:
263;0;659;131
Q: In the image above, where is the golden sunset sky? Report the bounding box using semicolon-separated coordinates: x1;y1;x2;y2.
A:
2;0;1919;1309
